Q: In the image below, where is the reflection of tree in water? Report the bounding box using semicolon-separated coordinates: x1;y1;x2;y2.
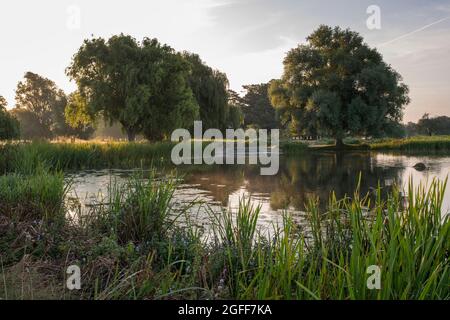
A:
178;152;406;212
181;165;245;206
264;152;404;211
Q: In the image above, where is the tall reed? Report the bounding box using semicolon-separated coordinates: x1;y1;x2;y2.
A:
224;179;449;300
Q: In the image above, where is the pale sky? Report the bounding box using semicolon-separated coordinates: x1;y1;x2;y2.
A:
1;0;449;122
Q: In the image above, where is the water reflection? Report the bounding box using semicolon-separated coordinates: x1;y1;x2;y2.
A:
67;152;450;223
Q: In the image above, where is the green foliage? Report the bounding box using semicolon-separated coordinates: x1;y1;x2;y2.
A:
370;135;450;151
382;120;406;138
0;170;66;222
183;52;230;130
13;72;68;139
106;172;177;245
64;92;96;139
269;25;410;143
227;104;243;129
1;161;449;299
0;96;20;140
67;35;199;141
408;113;450;136
279;141;309;153
240;84;279;129
0;141;174;172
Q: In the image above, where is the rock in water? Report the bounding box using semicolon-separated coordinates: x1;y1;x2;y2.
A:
413;163;426;171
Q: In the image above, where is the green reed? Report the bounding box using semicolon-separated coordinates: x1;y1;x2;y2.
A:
228;179;449;300
370;135;450;151
0;141;174;173
0;169;67;222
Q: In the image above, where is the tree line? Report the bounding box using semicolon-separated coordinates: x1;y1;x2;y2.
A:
2;26;439;144
1;35;246;141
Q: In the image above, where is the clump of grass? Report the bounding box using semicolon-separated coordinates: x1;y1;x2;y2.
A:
0;170;67;222
105;172;178;245
370;135;450;151
280;141;309;154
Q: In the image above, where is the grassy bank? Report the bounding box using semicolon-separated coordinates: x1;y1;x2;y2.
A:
281;135;450;153
0;140;309;174
3;136;449;174
370;136;450;151
1;166;449;299
0;141;175;173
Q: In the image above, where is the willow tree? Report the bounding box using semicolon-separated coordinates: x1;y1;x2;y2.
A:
182;52;230;130
269;25;410;147
67;35;199;141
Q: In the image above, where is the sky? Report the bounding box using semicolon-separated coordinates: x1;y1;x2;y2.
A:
1;0;449;122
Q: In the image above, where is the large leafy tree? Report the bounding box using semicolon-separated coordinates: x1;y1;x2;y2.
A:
14;72;68;139
64;92;96;140
240;83;278;129
269;25;410;146
67;35;199;141
183;52;229;130
0;96;20;140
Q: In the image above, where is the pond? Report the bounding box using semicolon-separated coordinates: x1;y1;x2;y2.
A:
66;152;450;230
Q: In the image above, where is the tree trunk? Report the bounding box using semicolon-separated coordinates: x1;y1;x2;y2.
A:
335;137;345;149
127;130;136;142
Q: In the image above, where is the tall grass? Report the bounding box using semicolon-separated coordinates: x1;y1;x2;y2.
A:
105;172;178;244
216;179;450;300
370;135;450;151
0;141;174;173
0;169;67;222
280;141;309;154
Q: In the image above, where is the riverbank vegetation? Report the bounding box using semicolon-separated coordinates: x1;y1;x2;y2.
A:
0;141;174;173
2;136;450;175
1;161;449;299
370;135;450;152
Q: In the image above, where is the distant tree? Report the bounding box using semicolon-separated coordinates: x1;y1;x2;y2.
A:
269;25;410;147
227;90;242;107
67;35;199;141
9;108;45;140
383;120;406;138
416;113;450;136
405;121;420;137
93;119;128;140
0;96;20;140
14;72;67;139
241;83;278;129
226;105;243;129
64;92;96;139
183;52;229;130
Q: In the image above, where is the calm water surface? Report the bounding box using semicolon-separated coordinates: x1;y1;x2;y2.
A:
67;152;450;229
